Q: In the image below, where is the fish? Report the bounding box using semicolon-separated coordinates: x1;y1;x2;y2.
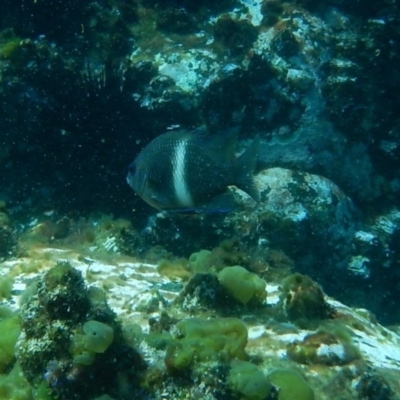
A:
126;127;260;212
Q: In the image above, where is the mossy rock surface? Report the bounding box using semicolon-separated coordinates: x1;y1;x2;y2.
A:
280;273;333;324
287;327;360;366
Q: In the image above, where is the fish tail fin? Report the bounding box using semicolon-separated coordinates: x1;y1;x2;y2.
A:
234;135;260;203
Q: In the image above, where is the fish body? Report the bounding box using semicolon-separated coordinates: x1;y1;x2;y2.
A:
127;128;259;212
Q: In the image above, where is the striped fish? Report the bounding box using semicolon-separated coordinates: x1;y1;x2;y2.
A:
127;127;259;212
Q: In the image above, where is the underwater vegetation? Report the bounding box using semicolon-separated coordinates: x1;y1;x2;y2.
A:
0;308;20;375
0;223;398;399
218;265;266;305
164;317;248;372
228;360;272;400
267;369;314;400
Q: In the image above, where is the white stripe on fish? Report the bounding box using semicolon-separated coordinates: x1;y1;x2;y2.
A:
172;139;194;207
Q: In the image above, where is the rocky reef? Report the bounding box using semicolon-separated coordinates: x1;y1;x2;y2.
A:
0;0;399;210
0;0;399;320
18;261;147;399
1;0;400;398
0;232;399;399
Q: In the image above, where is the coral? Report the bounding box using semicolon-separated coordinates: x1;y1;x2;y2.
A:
165;317;248;372
267;369;315;400
218;266;266;305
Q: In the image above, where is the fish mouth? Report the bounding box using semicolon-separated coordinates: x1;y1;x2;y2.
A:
127;168;148;198
126;163;138;189
126;173;134;189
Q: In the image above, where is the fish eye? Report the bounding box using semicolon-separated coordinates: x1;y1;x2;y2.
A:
128;163;136;175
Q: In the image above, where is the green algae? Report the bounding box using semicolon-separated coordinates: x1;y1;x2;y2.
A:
157;258;192;280
0;314;20;374
267;369;315;400
72;320;114;365
0;276;13;300
0;308;29;400
0;363;33;400
0;39;19;58
0;212;10;228
165;317;248;372
188;249;213;273
82;320;114;353
228;360;272;400
218;265;266;304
